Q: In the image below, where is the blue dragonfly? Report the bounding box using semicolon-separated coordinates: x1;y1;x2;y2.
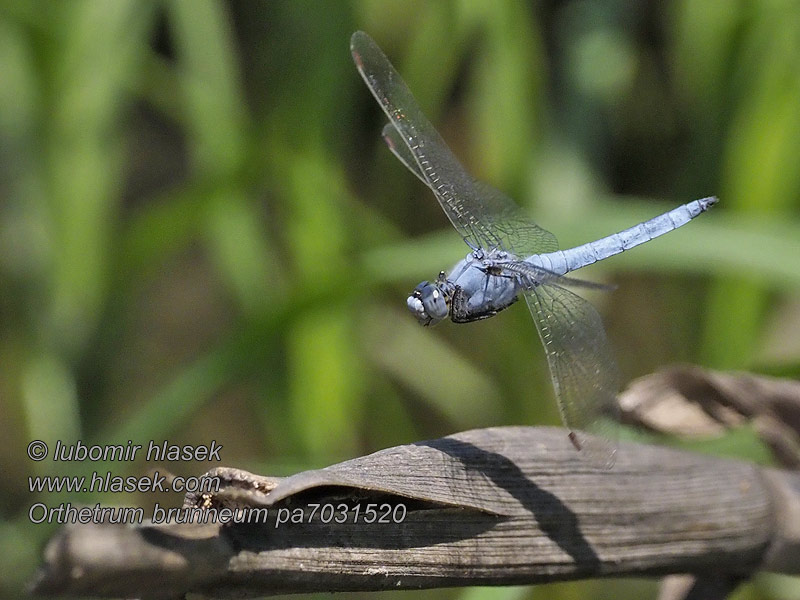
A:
351;31;717;466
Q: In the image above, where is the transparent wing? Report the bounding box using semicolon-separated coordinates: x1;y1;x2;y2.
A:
495;258;616;291
471;181;559;255
524;283;619;467
352;31;558;256
380;124;558;255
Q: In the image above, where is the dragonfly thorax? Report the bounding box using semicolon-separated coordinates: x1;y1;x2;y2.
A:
409;254;524;326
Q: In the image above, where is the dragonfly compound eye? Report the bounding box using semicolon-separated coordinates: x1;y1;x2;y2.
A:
407;281;449;326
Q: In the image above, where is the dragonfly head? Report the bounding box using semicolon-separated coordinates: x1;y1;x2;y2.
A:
407;272;452;326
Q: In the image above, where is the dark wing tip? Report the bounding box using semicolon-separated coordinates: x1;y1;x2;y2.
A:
350;30;366;46
350;31;372;56
351;31;379;73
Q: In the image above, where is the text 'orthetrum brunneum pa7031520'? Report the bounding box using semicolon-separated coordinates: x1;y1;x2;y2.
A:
351;31;717;468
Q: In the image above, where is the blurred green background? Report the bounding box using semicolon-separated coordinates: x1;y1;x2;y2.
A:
2;0;800;598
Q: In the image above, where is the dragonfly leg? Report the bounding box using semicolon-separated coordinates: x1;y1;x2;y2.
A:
481;270;491;298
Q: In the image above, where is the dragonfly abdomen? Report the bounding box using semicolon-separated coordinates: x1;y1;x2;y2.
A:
530;196;718;275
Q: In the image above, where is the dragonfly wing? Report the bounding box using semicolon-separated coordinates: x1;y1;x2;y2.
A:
382;122;427;185
352;31;557;256
497;258;614;290
524;283;619;467
382;124;559;255
471;181;559;254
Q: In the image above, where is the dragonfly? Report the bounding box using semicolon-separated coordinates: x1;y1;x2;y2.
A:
350;30;717;466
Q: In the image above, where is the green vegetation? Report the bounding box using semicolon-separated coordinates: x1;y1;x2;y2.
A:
1;1;798;598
